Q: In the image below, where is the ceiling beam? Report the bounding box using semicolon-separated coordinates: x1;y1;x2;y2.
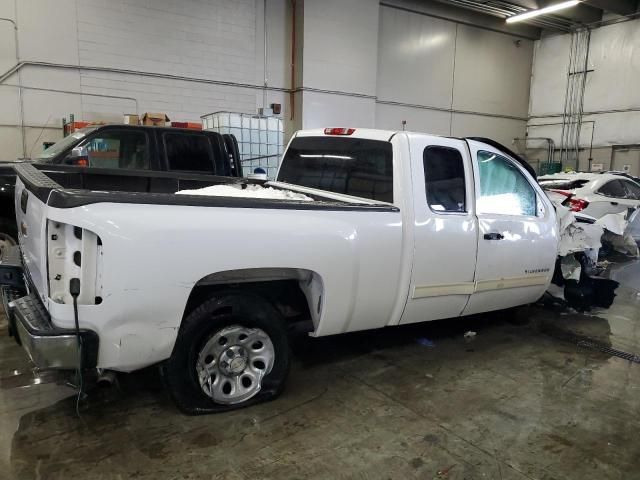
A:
581;0;639;16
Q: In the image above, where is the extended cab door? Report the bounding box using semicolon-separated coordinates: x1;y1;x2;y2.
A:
399;135;478;325
462;141;557;315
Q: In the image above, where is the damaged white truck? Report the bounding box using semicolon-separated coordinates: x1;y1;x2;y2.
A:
2;128;560;413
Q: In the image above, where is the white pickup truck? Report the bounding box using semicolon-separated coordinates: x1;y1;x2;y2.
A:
3;128;558;413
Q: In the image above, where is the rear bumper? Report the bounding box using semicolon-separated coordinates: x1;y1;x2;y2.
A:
1;246;98;370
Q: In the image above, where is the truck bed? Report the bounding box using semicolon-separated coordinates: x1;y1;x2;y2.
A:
15;164;397;212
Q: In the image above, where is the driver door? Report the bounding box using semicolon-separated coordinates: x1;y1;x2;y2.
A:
462;141;558;315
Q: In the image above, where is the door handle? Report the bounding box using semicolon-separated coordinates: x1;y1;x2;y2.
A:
483;233;504;241
610;201;619;206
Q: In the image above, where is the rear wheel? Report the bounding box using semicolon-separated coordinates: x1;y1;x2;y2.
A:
162;292;290;414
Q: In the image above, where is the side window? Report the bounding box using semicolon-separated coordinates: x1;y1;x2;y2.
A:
477;151;537;216
423;146;466;212
598;180;626;198
70;130;149;169
165;133;214;172
621;180;640;200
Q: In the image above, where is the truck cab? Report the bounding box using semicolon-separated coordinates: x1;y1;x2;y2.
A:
278;129;557;325
0;124;243;247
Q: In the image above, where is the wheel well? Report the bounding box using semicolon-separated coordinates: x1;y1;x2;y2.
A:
183;268;324;333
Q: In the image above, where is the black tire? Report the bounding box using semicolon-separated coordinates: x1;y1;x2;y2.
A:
162;292;290;414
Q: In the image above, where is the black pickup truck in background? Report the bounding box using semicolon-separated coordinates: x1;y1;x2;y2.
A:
0;124;243;247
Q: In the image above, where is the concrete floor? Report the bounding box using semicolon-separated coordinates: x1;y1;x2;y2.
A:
1;260;639;480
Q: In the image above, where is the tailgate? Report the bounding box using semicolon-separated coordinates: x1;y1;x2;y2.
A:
14;165;60;301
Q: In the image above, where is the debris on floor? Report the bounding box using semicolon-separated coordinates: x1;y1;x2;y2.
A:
436;464;456;478
463;331;477;340
416;337;435;347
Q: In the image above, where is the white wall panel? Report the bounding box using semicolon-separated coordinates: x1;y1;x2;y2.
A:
377;6;456;108
76;0;255;82
0;0;19;160
528;17;640;153
301;91;376;129
584;22;640;112
529;34;570;117
585;112;640;147
451;114;527;147
375;103;451;135
302;0;379;95
527;121;592;149
264;0;290;90
375;3;533;143
17;0;79;64
453;25;533;118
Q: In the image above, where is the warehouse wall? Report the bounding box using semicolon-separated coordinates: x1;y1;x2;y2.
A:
0;0;537;161
296;0;379;130
528;17;640;173
374;1;534;146
0;0;289;160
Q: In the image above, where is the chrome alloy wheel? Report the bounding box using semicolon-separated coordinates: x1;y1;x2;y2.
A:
196;325;275;405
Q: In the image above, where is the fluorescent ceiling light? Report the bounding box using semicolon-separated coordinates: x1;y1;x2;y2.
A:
506;0;580;23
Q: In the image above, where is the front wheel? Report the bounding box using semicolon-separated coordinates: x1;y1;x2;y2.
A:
162;292;290;414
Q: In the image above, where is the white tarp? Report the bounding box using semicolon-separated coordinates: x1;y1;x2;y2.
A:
176;184;314;202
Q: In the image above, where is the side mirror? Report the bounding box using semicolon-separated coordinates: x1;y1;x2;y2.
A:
69;145;89;166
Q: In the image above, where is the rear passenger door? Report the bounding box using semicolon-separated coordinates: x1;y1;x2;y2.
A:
400;136;478;325
462;141;557;315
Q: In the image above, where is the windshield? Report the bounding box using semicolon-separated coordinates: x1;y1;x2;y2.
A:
34;128;96;161
277;136;394;202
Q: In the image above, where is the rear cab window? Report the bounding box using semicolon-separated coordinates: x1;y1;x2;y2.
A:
277;136;393;203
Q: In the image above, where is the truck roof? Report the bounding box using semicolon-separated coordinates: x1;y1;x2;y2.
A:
292;128;536;178
86;124;213;134
293;127;454;143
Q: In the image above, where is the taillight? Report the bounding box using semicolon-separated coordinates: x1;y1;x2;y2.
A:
73;157;89;167
550;189;572;198
568;198;589;212
324;128;355;136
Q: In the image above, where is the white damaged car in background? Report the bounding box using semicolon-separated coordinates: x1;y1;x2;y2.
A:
540;171;640;310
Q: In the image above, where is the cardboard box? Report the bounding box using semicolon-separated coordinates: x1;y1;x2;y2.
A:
123;114;140;125
141;112;170;126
